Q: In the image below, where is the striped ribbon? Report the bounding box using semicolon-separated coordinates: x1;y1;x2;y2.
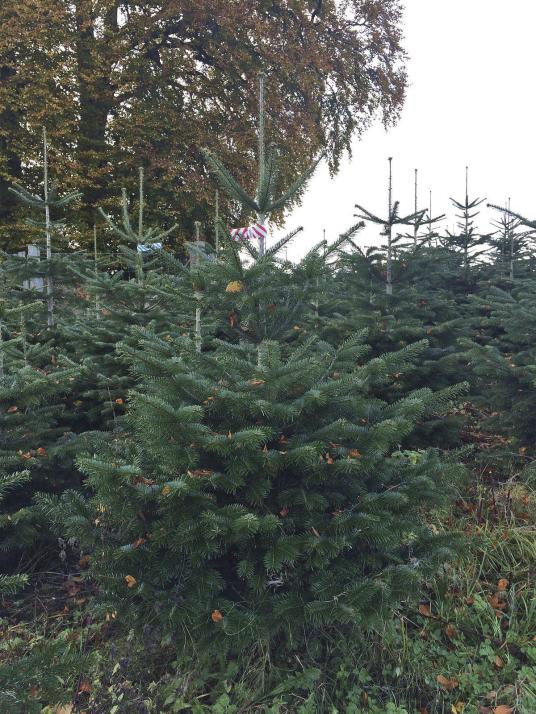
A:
230;223;267;241
137;242;162;253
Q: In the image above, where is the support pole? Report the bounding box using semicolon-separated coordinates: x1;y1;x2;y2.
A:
194;221;202;352
43;127;54;327
386;157;393;296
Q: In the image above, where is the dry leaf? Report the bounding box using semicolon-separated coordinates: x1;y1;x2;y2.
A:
161;485;171;496
134;476;155;486
228;311;238;328
497;578;509;592
279;506;289;517
419;603;432;618
437;674;459;690
488;594;506;610
125;575;137;588
187;469;213;478
494;655;504;669
7;406;18;413
211;609;223;622
493;707;513;714
445;623;457;638
78;681;91;694
348;449;361;458
225;280;244;293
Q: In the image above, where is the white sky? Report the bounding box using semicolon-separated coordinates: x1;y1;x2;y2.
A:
275;0;536;259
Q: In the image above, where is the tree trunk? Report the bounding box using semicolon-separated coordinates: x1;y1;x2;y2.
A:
0;64;22;232
74;1;118;225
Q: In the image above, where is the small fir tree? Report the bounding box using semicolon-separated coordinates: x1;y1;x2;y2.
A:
8;128;80;328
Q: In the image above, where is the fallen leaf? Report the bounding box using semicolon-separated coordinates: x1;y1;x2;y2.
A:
125;575;137;588
348;449;361;458
161;485;171;496
279;506;289;517
37;447;47;456
497;578;509;592
494;655;504;669
63;579;81;597
437;674;459;690
445;623;457;638
489;594;506;610
78;681;91;694
7;406;18;413
211;609;223;622
248;379;265;386
493;707;513;714
115;398;124;405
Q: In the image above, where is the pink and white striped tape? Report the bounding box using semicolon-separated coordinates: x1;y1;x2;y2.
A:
230;223;267;241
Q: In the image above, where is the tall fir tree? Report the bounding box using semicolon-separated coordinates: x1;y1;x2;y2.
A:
42;83;468;667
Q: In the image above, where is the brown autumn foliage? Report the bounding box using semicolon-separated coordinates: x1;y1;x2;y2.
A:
0;0;407;249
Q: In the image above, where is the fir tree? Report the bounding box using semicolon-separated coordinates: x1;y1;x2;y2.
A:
0;358;81;576
440;167;488;276
354;158;432;295
8;128;80;328
41;83;467;663
203;75;321;256
65;330;465;656
61;169;183;429
487;201;534;281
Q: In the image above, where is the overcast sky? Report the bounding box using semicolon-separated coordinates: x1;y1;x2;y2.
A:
275;0;536;259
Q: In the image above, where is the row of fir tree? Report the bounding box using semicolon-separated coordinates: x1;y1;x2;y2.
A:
1;85;536;710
